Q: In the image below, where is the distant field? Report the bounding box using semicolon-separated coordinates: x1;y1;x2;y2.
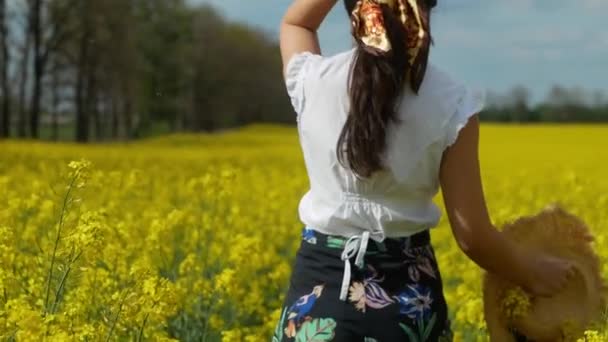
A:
0;124;606;341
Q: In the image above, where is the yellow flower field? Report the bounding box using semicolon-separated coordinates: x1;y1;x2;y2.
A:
0;124;607;341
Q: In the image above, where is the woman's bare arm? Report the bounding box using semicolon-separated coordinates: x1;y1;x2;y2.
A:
439;115;574;295
279;0;337;77
439;115;530;284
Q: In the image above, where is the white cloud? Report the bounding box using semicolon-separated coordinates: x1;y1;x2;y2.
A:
194;0;608;101
581;0;608;10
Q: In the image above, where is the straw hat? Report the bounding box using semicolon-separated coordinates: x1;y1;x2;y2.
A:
483;204;606;341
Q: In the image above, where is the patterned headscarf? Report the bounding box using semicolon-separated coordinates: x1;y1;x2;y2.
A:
351;0;431;90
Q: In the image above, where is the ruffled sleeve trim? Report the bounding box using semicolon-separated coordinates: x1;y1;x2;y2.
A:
444;86;486;148
285;52;320;120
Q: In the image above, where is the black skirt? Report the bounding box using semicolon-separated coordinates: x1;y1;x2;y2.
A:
272;227;454;342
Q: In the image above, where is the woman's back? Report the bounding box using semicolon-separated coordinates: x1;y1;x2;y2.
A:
287;47;484;241
275;1;576;340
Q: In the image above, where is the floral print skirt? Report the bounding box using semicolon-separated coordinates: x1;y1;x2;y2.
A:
272;227;453;342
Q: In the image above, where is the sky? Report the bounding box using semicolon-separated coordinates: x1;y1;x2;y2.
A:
193;0;607;104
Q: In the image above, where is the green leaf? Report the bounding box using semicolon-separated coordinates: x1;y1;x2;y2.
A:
295;318;337;342
326;237;345;249
417;317;425;338
399;323;420;342
273;307;288;341
423;313;437;341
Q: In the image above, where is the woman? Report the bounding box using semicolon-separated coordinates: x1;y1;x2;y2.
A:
274;0;576;340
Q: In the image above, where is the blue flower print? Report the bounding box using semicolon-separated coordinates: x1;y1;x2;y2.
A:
302;227;317;245
393;285;433;321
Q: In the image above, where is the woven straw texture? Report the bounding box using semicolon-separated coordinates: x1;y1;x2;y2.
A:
483;204;606;341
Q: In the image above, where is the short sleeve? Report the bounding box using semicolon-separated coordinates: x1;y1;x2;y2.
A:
284;52;321;118
444;86;486;148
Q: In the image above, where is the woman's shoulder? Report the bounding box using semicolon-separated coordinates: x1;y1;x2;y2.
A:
284;48;356;116
414;63;485;115
287;48;355;75
305;48;357;81
285;48;355;94
399;63;464;118
419;63;466;97
417;63;486;147
394;62;485;141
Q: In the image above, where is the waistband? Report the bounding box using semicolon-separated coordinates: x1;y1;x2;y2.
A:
301;226;431;254
302;226;431;302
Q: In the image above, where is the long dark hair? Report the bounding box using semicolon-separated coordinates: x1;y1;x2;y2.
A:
337;0;436;178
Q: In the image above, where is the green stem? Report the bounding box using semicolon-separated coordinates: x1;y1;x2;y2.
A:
105;291;127;342
137;312;151;342
201;294;217;342
44;173;77;314
87;269;98;321
51;250;82;314
51;266;71;314
105;272;144;342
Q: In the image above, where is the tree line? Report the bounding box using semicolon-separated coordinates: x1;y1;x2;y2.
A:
0;0;291;142
483;85;608;123
0;1;606;143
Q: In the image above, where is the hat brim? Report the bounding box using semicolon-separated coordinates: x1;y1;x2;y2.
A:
483;204;606;341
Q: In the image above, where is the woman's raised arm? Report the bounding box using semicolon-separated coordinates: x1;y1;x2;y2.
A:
279;0;337;77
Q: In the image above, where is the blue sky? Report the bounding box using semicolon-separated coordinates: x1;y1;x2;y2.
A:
193;0;607;104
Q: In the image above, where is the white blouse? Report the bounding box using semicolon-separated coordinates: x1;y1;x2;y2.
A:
285;48;485;243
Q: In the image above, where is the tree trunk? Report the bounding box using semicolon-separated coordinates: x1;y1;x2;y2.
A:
75;49;89;142
0;0;10;138
75;2;90;143
88;74;100;141
51;61;59;141
29;0;42;139
123;98;133;140
87;48;100;141
111;97;119;139
17;21;31;138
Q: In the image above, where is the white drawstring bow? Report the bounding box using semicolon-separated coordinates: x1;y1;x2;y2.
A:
339;231;370;301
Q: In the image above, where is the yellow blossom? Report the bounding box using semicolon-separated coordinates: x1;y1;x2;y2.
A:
0;125;606;339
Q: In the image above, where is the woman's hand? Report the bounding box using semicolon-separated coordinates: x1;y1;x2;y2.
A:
280;0;338;77
523;252;576;297
440;115;575;297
